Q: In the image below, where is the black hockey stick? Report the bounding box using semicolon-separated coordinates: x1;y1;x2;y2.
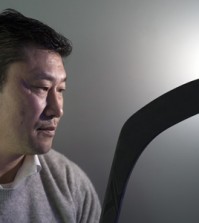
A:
99;79;199;223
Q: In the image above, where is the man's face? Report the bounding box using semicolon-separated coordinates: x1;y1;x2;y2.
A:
0;47;66;156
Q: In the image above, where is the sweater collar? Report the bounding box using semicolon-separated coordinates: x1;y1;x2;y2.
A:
0;155;41;190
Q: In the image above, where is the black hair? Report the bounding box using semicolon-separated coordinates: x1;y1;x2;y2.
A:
0;8;72;90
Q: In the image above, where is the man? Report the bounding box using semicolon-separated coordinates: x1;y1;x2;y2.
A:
0;9;101;223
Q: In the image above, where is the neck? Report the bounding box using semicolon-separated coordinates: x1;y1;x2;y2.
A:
0;154;25;184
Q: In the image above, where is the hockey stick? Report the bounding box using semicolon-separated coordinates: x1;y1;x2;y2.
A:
99;79;199;223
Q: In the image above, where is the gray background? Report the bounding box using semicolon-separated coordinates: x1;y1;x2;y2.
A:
1;0;199;222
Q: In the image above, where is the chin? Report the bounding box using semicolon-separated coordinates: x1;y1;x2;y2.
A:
27;142;53;155
36;148;51;155
25;136;54;155
35;145;52;154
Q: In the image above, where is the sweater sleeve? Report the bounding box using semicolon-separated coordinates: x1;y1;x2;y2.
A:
69;161;101;223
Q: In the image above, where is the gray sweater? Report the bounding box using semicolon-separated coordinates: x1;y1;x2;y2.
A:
0;150;101;223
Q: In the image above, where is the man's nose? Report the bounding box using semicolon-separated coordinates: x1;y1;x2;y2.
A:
44;91;64;118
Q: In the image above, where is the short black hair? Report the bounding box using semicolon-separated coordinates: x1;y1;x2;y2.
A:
0;8;72;90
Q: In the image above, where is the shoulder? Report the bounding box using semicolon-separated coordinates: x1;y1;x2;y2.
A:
39;149;90;181
38;149;101;222
38;149;94;192
39;148;77;171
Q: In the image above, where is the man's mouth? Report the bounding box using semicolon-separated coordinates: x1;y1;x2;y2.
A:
37;125;56;137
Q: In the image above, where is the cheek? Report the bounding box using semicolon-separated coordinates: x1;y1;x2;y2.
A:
20;84;47;113
19;95;46;123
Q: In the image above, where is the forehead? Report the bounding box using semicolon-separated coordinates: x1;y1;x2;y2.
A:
22;47;67;82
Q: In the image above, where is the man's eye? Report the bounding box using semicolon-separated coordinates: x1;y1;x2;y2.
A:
33;86;49;92
39;87;49;91
58;88;66;93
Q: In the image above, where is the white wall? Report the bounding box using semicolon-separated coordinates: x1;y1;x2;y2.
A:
1;0;199;222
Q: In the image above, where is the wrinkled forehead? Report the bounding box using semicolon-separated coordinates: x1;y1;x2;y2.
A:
24;46;65;69
7;46;67;84
22;46;63;62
